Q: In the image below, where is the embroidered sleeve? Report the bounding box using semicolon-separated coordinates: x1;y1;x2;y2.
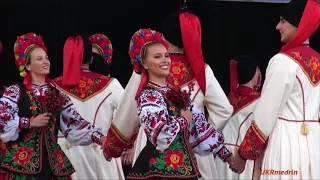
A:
204;65;233;131
238;54;294;160
189;108;232;161
0;85;31;142
59;92;103;146
138;89;184;151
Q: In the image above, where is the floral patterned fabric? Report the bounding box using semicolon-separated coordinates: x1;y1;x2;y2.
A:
283;45;320;86
127;82;232;179
0;83;103;177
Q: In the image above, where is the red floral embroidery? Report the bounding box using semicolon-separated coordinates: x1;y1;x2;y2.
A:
13;147;33;166
238;121;266;160
166;55;196;88
164;150;184;170
170;61;188;84
286;46;320;86
77;77;94;98
308;56;320;81
54;72;112;101
54;150;65;168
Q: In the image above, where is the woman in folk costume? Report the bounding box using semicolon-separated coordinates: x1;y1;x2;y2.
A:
215;56;262;180
54;34;124;180
132;9;234;179
0;33;106;180
230;0;320;179
124;28;233;180
102;8;234;180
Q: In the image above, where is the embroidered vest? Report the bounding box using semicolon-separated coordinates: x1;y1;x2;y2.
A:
1;85;75;176
282;45;320;86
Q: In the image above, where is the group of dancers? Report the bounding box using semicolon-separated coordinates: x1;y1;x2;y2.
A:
0;0;319;179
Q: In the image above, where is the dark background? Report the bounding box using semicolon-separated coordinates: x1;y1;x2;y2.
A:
0;0;319;94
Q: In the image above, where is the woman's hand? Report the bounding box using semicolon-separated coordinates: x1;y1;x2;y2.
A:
30;113;51;127
181;109;192;123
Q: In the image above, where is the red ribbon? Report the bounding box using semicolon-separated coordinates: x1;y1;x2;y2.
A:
62;36;84;86
179;12;206;95
135;73;148;100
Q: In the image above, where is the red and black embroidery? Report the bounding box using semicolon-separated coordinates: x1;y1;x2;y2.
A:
54;71;113;101
103;123;138;158
229;86;260;116
283;46;320;86
238;121;266;160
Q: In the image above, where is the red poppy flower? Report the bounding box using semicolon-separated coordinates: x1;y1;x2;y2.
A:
164;150;184;170
13;147;33;166
54;150;65;168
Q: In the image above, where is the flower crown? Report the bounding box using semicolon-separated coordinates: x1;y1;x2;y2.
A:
128;29;169;74
14;33;47;77
89;33;113;64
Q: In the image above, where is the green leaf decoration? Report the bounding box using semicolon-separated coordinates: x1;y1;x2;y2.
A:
19;66;25;71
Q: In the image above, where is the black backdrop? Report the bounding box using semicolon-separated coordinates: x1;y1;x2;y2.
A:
0;0;319;94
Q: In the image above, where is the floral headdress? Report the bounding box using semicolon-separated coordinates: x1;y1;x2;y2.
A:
89;33;113;64
128;29;169;99
14;33;50;90
128;29;169;74
14;33;47;77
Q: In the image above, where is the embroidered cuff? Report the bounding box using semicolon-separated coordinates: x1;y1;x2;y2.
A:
91;131;103;145
217;146;232;162
19;117;30;129
103;123;133;158
238;121;266;160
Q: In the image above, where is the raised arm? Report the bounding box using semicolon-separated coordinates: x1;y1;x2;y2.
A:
189;107;232;162
205;65;233;131
59;92;104;146
138;89;188;151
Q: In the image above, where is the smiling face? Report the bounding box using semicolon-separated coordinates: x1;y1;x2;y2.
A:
276;17;297;43
25;47;50;76
142;42;171;81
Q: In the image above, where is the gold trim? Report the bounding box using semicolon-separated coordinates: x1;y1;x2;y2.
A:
53;77;114;102
110;123;132;144
252;120;267;142
280;53;320;87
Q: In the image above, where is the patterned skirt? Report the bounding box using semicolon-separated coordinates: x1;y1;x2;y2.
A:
5;171;71;180
127;131;200;180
